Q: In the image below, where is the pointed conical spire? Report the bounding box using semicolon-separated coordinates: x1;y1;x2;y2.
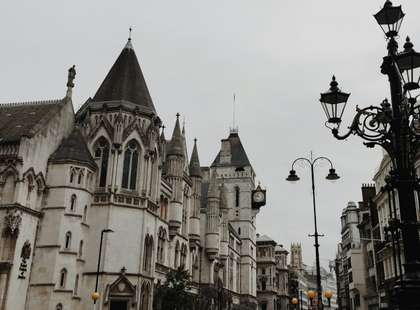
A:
167;113;184;157
160;125;166;142
92;38;156;112
189;138;201;177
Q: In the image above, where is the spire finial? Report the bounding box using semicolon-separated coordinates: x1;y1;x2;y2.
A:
129;27;132;41
230;93;238;134
176;112;180;119
194;137;197;143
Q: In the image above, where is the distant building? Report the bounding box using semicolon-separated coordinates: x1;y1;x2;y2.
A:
256;234;289;310
289;244;337;309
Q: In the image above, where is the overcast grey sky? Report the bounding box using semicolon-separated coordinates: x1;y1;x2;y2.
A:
2;0;420;267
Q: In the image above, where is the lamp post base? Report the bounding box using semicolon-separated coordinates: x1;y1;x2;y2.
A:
391;277;420;309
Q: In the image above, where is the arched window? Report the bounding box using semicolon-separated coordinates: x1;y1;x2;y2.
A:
26;175;34;201
157;228;166;264
235;186;240;207
74;274;79;296
122;140;139;190
56;303;63;310
79;240;83;258
83;205;88;222
65;231;72;249
94;137;110;188
143;235;153;273
180;244;187;268
2;173;16;204
70;169;75;183
59;268;67;288
139;282;150;310
238;227;241;235
77;170;83;184
70;194;77;211
174;241;180;268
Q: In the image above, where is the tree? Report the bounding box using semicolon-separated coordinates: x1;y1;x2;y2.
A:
154;266;196;310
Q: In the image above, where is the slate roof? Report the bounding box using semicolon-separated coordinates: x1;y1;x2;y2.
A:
92;39;156;113
0;100;64;143
49;128;97;170
211;132;251;168
256;234;275;243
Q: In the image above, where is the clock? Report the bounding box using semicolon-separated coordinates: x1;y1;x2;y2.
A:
251;185;266;209
253;191;265;203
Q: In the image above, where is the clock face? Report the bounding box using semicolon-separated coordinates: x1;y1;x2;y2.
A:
253;191;265;203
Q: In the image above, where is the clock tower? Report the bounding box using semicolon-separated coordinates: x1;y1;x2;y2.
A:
209;129;266;301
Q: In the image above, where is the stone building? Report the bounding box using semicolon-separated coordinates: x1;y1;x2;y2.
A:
289;244;337;310
0;37;266;310
336;202;368;310
255;234;289;310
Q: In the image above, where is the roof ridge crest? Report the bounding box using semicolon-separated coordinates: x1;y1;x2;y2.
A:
0;98;63;108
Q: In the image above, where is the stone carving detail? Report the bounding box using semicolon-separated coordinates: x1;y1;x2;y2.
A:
18;240;32;279
3;209;22;238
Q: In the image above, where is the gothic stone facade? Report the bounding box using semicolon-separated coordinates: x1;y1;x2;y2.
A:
0;39;264;310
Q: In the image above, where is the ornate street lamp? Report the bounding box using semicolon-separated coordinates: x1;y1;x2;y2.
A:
373;0;404;38
319;1;420;308
324;291;333;309
307;290;316;309
396;37;420;92
286;153;339;310
320;76;350;125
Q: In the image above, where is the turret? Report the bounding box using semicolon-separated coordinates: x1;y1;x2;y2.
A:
166;114;184;236
189;139;202;243
205;172;220;260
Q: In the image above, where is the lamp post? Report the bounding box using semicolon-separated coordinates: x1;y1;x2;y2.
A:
92;228;114;307
307;290;316;310
324;291;333;309
286;154;340;310
319;1;420;308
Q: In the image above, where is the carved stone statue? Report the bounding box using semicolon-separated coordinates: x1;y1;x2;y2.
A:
21;240;32;259
3;209;22;238
67;65;76;88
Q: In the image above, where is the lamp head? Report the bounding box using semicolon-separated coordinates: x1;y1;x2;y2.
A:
374;0;405;38
286;170;300;182
326;168;340;182
320;76;350;125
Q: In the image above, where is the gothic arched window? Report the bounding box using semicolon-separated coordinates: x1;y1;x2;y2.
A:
78;240;83;258
70;194;76;211
65;231;72;249
56;303;63;310
174;241;180;268
139;282;150;310
235;186;240;207
157;228;166;264
74;274;79;296
143;235;153;273
122;140;139;190
2;173;16;204
59;268;67;288
180;244;187;268
94;137;110;188
83;205;88;223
